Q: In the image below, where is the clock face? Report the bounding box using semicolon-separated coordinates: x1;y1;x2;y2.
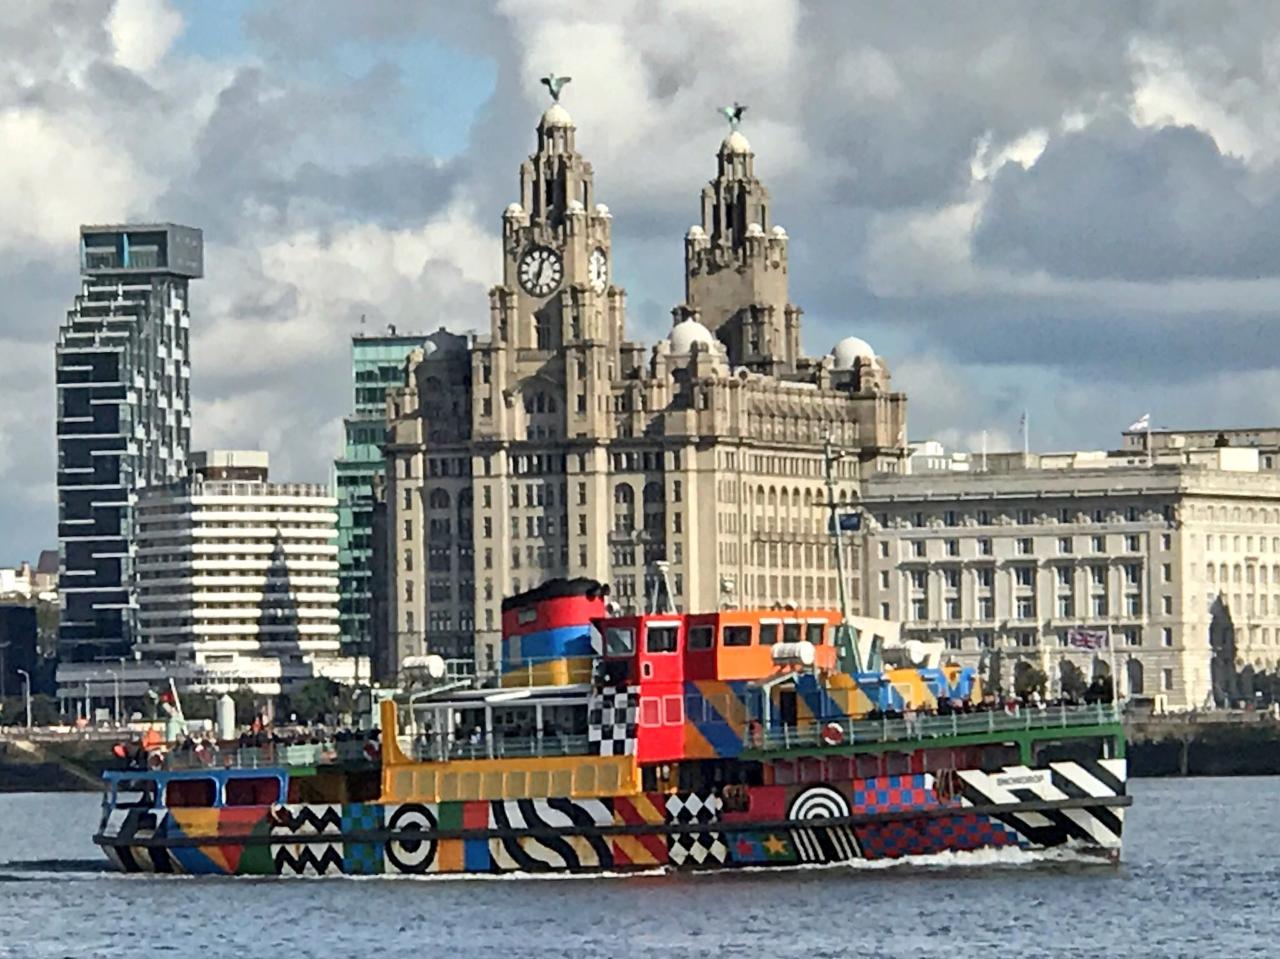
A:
588;247;608;293
518;246;563;296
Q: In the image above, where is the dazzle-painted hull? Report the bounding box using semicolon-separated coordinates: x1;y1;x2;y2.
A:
97;759;1128;877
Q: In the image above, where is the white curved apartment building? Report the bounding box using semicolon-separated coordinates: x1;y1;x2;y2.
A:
134;450;355;695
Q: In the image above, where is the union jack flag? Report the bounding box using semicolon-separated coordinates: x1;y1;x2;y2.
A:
1067;628;1108;650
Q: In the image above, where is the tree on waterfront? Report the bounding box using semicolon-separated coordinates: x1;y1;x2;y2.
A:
1013;662;1048;699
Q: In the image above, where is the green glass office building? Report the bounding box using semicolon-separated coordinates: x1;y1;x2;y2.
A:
334;331;429;658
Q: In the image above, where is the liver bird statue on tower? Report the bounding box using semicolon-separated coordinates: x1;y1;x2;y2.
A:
541;74;572;102
719;102;747;130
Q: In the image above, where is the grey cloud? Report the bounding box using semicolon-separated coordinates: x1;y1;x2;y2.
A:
974;118;1280;280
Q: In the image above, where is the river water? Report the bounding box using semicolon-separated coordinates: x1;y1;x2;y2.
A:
0;778;1271;958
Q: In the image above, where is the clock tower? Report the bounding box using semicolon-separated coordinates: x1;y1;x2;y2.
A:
489;93;622;357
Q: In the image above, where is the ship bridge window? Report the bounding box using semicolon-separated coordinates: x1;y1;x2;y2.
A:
645;625;679;653
603;626;635;655
724;624;753;647
757;624;778;646
782;622;801;644
805;623;826;645
225;777;279;807
166;778;215;808
688;625;714;651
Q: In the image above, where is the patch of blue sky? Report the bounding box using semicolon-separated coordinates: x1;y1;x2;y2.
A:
170;1;494;159
331;38;495;158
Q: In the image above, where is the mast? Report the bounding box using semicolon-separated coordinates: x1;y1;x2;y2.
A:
823;435;863;673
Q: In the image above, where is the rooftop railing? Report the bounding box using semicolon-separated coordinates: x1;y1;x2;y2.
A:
749;702;1122;752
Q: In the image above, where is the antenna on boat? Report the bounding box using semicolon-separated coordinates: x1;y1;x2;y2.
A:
823;434;871;673
646;561;676;615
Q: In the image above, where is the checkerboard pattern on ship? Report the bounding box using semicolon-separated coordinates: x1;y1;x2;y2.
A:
851;774;942;815
588;685;637;756
856;813;1023;859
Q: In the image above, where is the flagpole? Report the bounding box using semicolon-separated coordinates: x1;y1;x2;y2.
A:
1107;626;1119;708
1146;421;1153;468
981;430;988;472
1022;410;1029;461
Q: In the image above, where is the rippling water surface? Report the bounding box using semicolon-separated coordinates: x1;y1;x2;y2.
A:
0;779;1273;958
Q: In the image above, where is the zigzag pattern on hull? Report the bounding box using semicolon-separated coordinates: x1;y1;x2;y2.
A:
270;804;345;875
272;844;345;877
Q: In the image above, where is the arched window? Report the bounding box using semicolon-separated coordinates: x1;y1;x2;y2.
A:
643;481;664;504
1126;659;1145;696
428;488;451;510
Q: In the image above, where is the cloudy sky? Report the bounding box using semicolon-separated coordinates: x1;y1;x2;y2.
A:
5;0;1280;564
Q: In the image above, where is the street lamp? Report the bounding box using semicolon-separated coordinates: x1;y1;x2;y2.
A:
15;669;31;729
107;669;120;725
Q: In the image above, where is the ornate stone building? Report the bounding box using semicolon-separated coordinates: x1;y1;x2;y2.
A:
380;94;908;679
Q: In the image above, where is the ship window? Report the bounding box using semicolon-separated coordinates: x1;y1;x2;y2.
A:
782;622;801;644
645;625;679;653
640;698;661;726
225;777;278;807
603;626;635;655
806;623;826;645
166;778;215;808
724;625;753;647
688;625;714;650
883;752;911;776
758;624;778;646
663;696;684;725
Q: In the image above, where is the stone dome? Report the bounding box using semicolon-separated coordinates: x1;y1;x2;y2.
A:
541;103;573;128
504;202;524;217
831;336;876;370
745;222;765;237
567;199;585;214
595;203;612;218
669;318;716;354
686;224;706;238
770;225;788;238
721;130;751;154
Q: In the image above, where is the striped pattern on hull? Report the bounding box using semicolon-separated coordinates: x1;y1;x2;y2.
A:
488;798;614;872
957;759;1126;850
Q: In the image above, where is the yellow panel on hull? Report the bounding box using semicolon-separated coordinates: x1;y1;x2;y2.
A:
382;753;639;804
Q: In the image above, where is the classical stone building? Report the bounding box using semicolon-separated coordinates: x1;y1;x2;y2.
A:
860;446;1280;711
380;94;907;680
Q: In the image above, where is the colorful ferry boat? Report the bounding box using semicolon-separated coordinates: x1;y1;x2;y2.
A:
95;577;1129;877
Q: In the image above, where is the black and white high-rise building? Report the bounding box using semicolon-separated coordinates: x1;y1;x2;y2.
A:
55;224;202;670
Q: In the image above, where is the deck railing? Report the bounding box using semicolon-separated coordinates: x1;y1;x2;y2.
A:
750;703;1122;752
408;733;592;763
158;741;374;770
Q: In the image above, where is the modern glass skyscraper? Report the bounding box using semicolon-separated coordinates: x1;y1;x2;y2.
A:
55;224;202;666
334;329;429;659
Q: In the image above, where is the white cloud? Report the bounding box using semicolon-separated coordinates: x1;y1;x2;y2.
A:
107;0;183;74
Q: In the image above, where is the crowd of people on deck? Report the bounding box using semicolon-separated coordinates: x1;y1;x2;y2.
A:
861;675;1117;729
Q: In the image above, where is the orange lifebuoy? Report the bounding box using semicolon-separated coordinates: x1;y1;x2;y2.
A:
821;721;845;746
